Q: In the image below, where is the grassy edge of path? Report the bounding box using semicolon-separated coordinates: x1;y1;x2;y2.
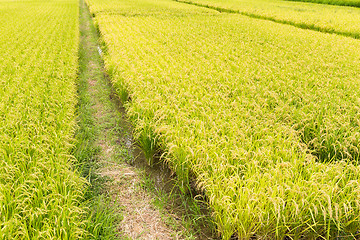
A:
75;0;119;238
75;0;214;238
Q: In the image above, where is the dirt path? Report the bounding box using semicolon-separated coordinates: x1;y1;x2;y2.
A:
78;0;188;239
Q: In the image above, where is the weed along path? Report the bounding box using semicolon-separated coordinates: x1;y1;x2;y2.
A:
78;0;212;239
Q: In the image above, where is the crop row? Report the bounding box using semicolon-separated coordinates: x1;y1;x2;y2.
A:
175;0;360;39
0;0;86;239
86;0;360;238
287;0;360;8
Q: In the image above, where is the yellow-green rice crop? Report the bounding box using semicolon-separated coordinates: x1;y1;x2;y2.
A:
87;0;360;238
287;0;360;8
0;0;86;239
175;0;360;39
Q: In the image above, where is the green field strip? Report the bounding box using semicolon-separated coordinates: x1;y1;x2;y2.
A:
174;0;360;40
0;0;87;239
86;0;360;238
286;0;360;8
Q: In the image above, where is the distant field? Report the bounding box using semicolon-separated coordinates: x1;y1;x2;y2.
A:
175;0;360;39
0;0;85;238
286;0;360;7
86;0;360;238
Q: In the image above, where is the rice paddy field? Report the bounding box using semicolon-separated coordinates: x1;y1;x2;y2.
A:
0;0;86;238
286;0;360;7
86;0;360;238
3;0;360;238
175;0;360;39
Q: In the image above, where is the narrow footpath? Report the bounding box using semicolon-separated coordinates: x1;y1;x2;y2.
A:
78;0;190;238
